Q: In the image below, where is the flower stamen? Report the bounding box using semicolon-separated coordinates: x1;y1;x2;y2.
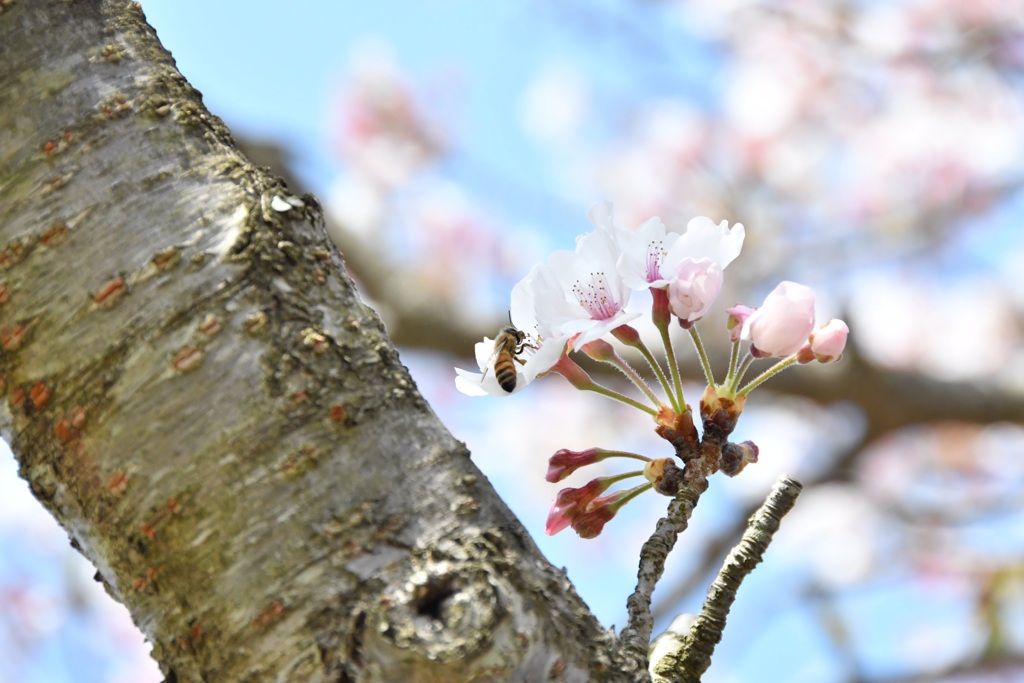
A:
572;271;621;320
645;239;665;283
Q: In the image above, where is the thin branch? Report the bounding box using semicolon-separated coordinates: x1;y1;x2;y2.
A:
650;475;803;682
615;475;710;679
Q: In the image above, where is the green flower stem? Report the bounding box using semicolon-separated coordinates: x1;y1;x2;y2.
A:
725;339;741;388
598;350;663;409
729;353;755;393
602;451;654;464
609;481;654;509
646;290;684;413
583;383;660;416
605;470;648;485
646;285;685;413
687;326;716;388
659;323;685;413
551;354;659;416
612;326;678;412
738;354;799;395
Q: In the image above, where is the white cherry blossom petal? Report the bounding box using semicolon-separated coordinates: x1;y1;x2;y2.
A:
662;217;745;277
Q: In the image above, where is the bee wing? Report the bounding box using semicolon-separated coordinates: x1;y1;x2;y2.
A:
480;342;503;380
470;335;496;378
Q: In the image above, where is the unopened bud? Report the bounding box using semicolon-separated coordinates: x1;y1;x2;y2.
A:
611;324;642;346
741;281;816;358
545;478;613;535
809;318;849;363
725;305;754;342
719;440;759;476
571;499;618;539
551;354;594;390
655;405;700;455
700;385;746;440
546;448;604;482
580;339;616;362
645;457;684;495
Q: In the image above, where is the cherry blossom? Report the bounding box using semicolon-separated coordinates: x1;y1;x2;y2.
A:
742;281;817;357
667;258;724;324
531;228;639;349
454;318;569;397
610;213;680;290
545;478;613;535
597;205;745;294
725;304;755;342
660;217;745;286
808;318;849;363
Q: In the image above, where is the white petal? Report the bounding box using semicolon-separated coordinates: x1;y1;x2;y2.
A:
587;201;615;235
454;369;490;396
523;335;568;381
473;336;498;370
454;366;525;396
568;310;642;349
664;217;745;273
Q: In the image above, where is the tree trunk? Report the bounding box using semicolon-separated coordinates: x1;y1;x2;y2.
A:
0;2;616;680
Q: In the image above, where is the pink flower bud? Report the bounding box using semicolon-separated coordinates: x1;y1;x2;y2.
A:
570;496;620;539
650;288;671;330
579;339;616;362
545;507;574;536
725;305;754;342
795;344;814;364
667;258;723;325
546;448;605;482
544;478;613;535
611;324;642;345
550;353;594;390
809;319;849;363
742;281;816;357
570;484;652;538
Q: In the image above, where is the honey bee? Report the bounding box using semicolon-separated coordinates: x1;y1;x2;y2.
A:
483;325;536;393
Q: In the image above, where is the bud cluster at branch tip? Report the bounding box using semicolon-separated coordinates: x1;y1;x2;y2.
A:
455;203;849;538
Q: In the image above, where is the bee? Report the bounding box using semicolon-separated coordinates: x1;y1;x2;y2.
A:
483;325;536;393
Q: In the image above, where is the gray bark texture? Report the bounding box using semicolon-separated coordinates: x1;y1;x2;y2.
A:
0;2;618;681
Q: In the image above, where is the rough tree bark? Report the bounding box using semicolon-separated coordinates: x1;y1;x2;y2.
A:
0;2;620;681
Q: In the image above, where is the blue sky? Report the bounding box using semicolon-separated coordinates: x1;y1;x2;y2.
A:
141;1;719;239
145;2;574;194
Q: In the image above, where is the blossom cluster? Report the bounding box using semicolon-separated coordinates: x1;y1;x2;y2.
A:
456;204;848;538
